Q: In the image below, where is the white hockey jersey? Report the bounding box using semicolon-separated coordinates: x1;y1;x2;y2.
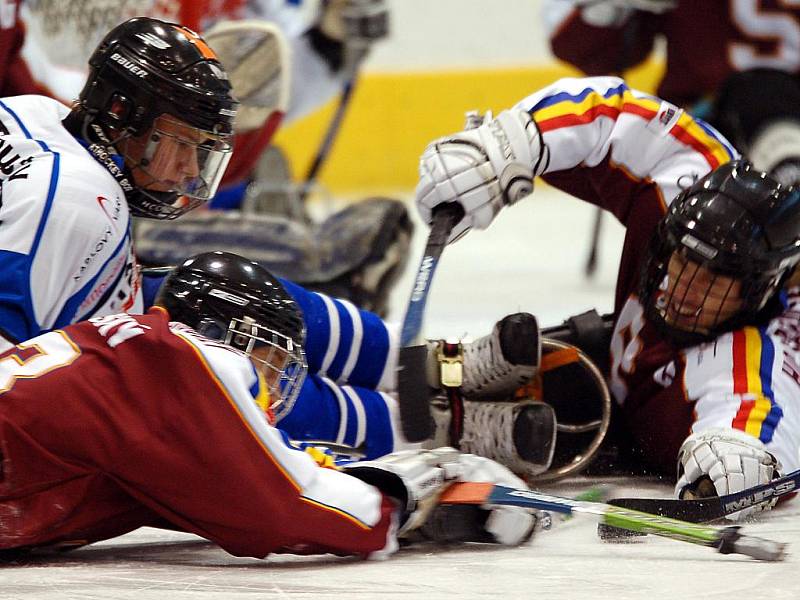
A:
0;95;142;350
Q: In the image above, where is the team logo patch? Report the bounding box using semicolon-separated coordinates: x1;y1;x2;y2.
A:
647;101;682;134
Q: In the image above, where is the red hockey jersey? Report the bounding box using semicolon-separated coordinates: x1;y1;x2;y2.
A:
0;0;46;96
0;308;395;557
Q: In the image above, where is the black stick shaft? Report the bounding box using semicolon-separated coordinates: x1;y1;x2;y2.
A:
396;203;464;441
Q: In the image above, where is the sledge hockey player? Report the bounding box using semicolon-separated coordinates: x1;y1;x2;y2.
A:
22;0;407;316
0;251;538;559
415;75;800;517
543;0;800;185
0;17;237;353
131;0;408;316
155;252;556;481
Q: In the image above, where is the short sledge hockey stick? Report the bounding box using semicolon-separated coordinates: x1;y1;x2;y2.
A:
439;482;786;561
396;203;465;441
606;468;800;525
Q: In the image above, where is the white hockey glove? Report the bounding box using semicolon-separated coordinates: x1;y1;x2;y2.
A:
342;447;538;545
416;108;547;243
675;427;782;520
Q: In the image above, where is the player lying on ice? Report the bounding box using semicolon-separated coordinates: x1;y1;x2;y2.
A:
414;75;800;518
150;251;559;482
0;252;538;559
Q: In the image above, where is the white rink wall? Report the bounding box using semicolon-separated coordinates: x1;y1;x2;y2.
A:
366;0;554;71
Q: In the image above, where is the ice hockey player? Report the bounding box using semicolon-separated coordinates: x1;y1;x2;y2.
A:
543;1;800;185
0;17;237;352
415;75;800;517
0;251;538;559
130;0;409;317
22;0;408;316
156;252;556;481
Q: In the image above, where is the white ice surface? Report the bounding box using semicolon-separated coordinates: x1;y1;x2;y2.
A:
2;477;798;600
4;188;798;599
384;185;624;337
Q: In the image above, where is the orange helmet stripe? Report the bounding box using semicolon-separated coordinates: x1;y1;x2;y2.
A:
174;25;218;60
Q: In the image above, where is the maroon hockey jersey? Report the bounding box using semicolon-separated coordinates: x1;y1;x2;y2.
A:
0;1;48;96
517;77;800;475
548;2;800;108
0;308;395;557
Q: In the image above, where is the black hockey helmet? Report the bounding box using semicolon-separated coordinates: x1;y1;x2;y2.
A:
75;17;238;219
640;159;800;344
156;251;306;418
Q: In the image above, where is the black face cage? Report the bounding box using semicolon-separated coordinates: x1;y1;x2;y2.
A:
641;226;785;346
196;315;307;419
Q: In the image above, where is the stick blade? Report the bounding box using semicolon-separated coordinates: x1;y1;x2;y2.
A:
397;345;433;441
439;482;495;505
607;496;724;522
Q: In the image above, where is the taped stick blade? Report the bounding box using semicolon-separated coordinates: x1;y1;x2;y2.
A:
439;482;495;505
397;345;433;441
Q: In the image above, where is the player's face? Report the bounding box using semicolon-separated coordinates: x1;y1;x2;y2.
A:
661;251;744;333
250;344;291;397
122;115;231;199
123;116;200;189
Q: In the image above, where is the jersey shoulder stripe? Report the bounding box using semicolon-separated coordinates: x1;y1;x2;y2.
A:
170;325;379;530
528;81;735;169
0;99;62;260
731;327;783;442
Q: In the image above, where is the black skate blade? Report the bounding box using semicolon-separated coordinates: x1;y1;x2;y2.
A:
397;344;434;441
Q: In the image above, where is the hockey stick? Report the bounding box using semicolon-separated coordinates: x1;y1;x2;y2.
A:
299;0;389;201
584;207;603;277
298;38;370;203
396;203;465;441
439;482;786;561
606;467;800;524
